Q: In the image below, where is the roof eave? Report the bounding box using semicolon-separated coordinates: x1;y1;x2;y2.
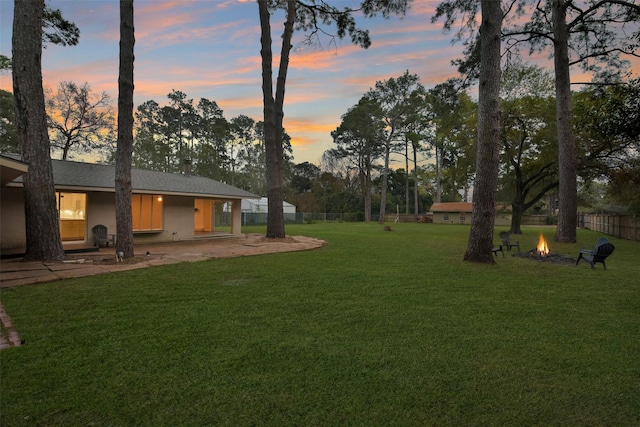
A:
5;182;257;200
0;156;29;185
56;185;254;200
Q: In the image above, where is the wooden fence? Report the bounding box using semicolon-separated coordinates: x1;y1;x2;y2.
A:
577;213;640;241
521;215;554;226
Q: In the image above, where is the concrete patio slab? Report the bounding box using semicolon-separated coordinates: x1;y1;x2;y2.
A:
0;233;325;288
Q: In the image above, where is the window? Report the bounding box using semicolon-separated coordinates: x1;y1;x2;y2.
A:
56;192;87;241
132;194;163;231
459;213;466;223
443;213;449;221
56;192;86;219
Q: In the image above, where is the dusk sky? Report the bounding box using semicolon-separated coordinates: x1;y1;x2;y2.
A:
1;1;638;165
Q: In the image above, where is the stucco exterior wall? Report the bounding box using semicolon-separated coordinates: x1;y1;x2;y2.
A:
168;195;196;240
86;193;238;244
231;199;241;235
432;211;471;224
0;187;26;251
86;192;116;236
133;195;195;244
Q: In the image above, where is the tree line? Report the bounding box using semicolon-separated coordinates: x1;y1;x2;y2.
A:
4;62;637;234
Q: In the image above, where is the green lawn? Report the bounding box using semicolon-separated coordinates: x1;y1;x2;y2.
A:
1;223;639;426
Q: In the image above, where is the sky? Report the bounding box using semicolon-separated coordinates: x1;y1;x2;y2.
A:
0;0;468;165
1;0;638;165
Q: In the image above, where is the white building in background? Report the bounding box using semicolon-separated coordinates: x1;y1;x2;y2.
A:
242;197;296;214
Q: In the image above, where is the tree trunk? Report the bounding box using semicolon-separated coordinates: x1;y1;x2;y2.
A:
115;0;135;258
62;140;70;160
360;168;371;222
463;0;502;263
259;0;295;239
13;0;65;261
365;165;372;222
413;143;419;220
405;141;409;214
378;138;391;224
509;201;524;234
435;145;442;203
552;0;577;243
508;164;525;234
363;155;372;222
508;162;558;235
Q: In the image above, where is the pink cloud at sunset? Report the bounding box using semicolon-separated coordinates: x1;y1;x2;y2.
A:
286;119;337;140
217;96;264;113
289;135;320;149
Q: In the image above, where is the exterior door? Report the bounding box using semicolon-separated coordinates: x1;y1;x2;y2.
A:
194;199;214;232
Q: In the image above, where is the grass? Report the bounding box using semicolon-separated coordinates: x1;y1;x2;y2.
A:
1;223;639;426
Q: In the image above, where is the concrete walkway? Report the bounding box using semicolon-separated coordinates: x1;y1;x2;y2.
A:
0;234;325;349
0;233;325;288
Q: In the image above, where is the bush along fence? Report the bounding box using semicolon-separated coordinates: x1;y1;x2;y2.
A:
578;213;640;242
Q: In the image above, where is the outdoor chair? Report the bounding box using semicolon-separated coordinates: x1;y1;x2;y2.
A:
92;224;115;248
492;245;504;257
499;231;520;253
576;237;615;270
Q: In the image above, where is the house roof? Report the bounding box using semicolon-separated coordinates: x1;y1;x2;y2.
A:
0;154;28;185
431;202;473;212
6;155;259;200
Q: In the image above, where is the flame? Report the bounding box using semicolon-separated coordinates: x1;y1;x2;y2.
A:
537;234;549;256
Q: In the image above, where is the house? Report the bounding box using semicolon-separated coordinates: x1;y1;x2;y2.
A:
431;202;473;224
0;154;259;253
242;197;296;214
430;202;512;226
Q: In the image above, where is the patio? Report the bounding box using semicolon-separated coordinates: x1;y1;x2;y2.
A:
0;233;325;288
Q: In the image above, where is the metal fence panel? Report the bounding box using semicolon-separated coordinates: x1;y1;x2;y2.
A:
241;212;383;225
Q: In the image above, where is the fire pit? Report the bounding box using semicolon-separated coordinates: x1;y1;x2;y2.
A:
515;233;576;265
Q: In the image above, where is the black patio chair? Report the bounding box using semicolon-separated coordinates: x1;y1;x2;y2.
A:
92;224;115;248
499;231;520;253
492;245;504;257
576;237;615;270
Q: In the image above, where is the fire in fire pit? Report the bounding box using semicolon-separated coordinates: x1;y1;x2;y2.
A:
537;233;550;256
515;233;576;265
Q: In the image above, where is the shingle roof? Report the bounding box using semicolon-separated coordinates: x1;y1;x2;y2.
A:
431;202;473;212
9;156;258;200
